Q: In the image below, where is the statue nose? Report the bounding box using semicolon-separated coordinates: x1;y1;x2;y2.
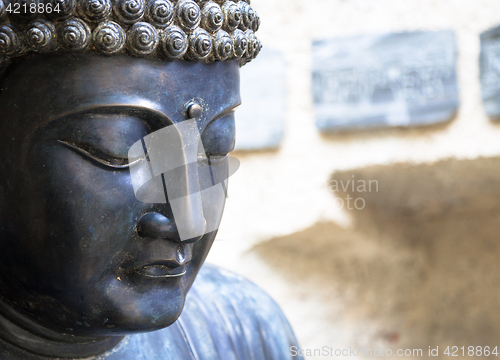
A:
136;212;206;243
137;212;176;239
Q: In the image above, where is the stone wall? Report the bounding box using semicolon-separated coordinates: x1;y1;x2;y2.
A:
207;1;500;359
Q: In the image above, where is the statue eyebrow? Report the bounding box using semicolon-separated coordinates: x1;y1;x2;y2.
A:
50;102;240;131
49;105;174;131
202;102;241;132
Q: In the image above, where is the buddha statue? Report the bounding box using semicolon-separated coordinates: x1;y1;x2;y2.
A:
0;0;301;358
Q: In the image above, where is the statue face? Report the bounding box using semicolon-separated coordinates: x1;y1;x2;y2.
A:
0;55;240;336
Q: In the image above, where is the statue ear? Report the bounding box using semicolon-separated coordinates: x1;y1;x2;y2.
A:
0;168;13;234
0;185;8;243
0;182;7;227
0;181;17;246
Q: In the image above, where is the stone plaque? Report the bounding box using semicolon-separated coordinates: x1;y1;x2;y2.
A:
480;26;500;119
234;48;285;151
312;31;459;132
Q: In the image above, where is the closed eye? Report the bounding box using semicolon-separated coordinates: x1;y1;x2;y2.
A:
58;140;145;169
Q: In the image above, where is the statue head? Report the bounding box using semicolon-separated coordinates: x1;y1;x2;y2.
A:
0;0;261;352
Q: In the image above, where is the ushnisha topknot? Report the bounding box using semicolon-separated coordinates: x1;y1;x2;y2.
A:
0;0;261;67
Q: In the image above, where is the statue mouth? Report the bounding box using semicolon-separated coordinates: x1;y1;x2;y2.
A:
131;261;187;278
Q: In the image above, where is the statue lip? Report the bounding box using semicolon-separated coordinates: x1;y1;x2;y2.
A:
130;260;187;278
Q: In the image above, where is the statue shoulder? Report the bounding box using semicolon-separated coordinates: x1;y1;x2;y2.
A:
179;263;302;360
190;263;285;313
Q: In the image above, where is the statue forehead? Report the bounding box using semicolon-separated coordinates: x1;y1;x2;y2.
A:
0;54;241;128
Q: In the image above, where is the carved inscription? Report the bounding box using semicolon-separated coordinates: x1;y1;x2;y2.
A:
313;31;459;131
480;26;500;119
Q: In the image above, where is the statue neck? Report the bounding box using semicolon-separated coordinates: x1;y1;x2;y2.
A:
0;297;124;359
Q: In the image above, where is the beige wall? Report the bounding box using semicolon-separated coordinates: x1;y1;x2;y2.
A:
207;1;500;359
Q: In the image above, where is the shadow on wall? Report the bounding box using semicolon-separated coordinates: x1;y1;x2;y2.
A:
252;157;500;356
